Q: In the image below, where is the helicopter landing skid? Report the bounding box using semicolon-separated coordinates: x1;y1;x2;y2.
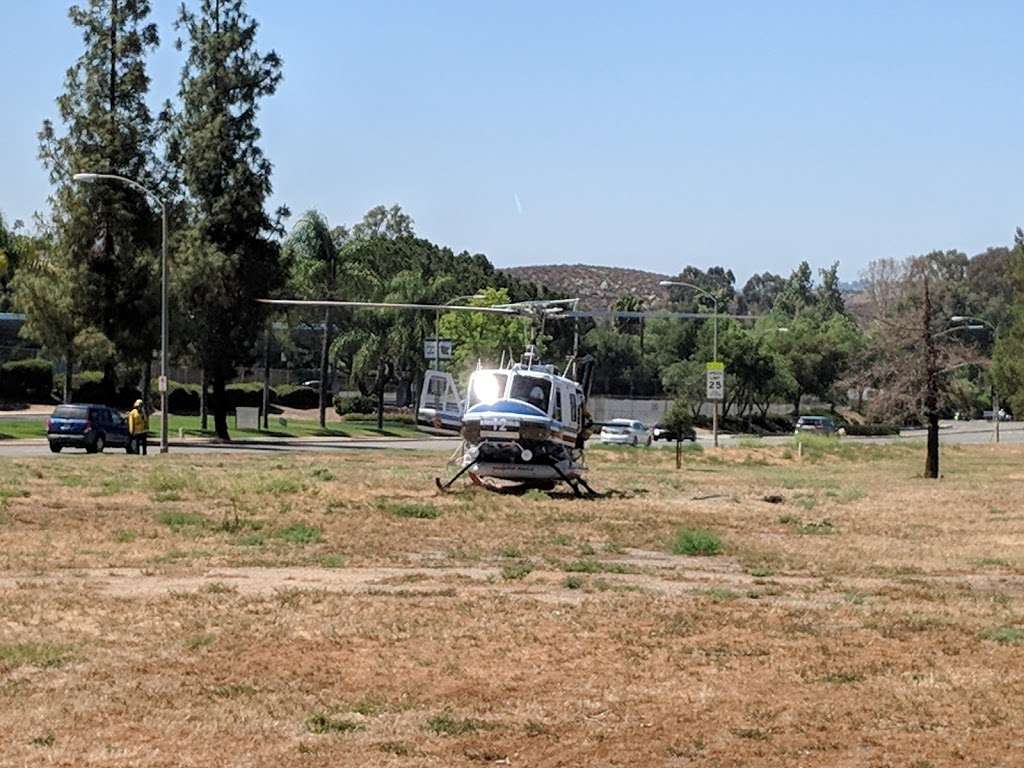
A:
548;461;598;498
436;461;596;498
434;460;478;493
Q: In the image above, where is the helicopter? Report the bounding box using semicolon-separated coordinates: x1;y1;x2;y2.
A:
261;296;599;495
259;296;729;497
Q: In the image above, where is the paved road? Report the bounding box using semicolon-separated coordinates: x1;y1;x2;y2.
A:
0;420;1019;459
0;437;463;459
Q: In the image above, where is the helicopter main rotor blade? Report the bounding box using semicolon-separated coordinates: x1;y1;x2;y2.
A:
560;309;756;321
258;299;520;316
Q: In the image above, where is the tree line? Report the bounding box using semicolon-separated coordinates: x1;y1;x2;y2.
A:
2;0;1023;445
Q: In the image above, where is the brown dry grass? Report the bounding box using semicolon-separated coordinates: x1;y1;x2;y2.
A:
2;441;1024;766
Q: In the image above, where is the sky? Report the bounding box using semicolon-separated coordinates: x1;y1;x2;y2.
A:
2;1;1023;285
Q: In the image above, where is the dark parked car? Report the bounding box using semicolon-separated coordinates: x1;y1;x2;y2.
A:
47;404;132;454
794;415;837;436
652;422;697;442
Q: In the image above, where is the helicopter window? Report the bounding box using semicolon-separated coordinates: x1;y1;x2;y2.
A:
569;393;578;423
468;372;508;407
510;375;551;412
554;389;563;421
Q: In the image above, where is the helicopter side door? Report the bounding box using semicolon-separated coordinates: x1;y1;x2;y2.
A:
555;381;581;446
417;370;464;434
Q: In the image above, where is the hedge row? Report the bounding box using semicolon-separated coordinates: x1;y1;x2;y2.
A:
843;423;901;436
0;358;53;403
163;381;321;413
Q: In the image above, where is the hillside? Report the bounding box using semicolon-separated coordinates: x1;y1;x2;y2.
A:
500;264;672;310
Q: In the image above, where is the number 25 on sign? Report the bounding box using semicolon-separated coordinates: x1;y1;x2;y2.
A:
705;361;725;401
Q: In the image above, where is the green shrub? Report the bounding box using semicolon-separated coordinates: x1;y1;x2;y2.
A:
334;393;377;416
844;423;900;436
276;384;319;409
0;358;53;402
166;382;201;414
671;528;722;556
225;383;271;409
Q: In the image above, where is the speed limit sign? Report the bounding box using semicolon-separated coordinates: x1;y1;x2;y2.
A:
706;362;725;401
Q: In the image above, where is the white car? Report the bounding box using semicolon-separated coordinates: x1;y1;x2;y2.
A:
599;419;652;446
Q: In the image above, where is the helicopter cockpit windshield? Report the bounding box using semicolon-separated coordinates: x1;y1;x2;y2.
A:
509;374;551;413
468;372;509;408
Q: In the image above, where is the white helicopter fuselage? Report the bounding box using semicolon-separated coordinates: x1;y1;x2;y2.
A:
419;364;588;483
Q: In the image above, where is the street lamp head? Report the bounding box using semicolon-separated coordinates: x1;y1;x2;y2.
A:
950;316;968;323
658;280;675;287
72;173;99;183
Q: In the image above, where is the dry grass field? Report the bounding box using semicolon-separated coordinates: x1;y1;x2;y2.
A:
2;439;1023;767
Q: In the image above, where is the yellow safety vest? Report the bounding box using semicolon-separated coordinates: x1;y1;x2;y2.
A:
128;408;148;435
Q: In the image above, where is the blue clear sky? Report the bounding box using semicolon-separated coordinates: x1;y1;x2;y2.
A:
2;1;1022;284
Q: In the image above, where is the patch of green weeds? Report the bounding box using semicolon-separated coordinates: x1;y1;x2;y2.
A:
255;475;304;495
824;670;865;684
217;512;264;534
147;470;187;496
426;712;481;737
275;523;323;545
310;466;335;482
319;553;346;568
564;574;585;589
837;485;866;504
525;720;549;737
732;727;771;741
974;557;1011;568
203;581;237;595
385;502;440;519
93;478;128;496
235;533;265;547
29;733;55;748
157;510;206;531
672;528;722;556
703;587;741;602
794;494;817;511
379;741;412;755
185;633;215;651
779;515;834;535
563;559;602;573
498;546;523;558
981;626;1024;645
305;712;364;734
522;489;548;501
748;566;774;578
501;561;534;581
115;529;138;543
0;642;74;670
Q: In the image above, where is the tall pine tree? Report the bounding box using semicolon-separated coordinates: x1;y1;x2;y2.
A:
171;0;287;438
37;0;162;378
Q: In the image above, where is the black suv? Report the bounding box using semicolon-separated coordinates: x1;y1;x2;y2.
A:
47;404;132;454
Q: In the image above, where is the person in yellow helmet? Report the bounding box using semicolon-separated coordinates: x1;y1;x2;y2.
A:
128;399;149;455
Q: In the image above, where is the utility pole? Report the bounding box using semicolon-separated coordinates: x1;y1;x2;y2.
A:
923;276;940;479
659;280;720;447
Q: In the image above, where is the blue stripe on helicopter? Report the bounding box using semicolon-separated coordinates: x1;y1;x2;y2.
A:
466;399;547;418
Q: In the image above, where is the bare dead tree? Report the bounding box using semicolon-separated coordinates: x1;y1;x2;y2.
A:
862;260;983;478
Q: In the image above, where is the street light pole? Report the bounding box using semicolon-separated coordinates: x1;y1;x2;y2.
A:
951;315;1001;443
659;280;720;447
73;172;169;453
